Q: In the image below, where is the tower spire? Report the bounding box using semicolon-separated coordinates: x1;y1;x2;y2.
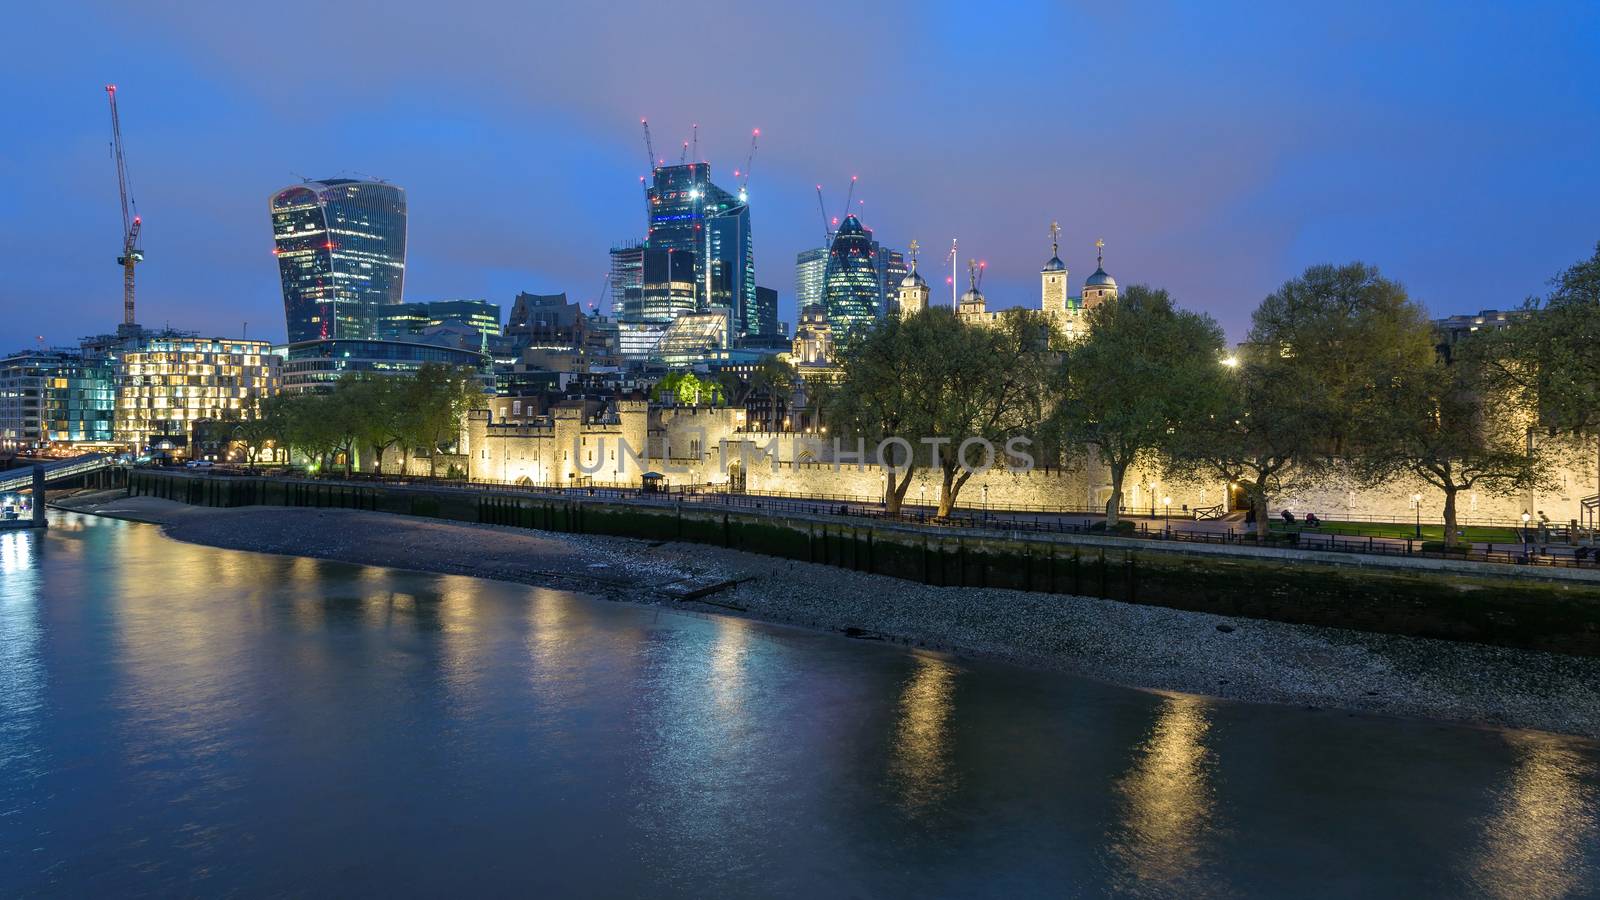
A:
908;238;920;274
1096;237;1105;268
1050;221;1060;258
967;258;977;291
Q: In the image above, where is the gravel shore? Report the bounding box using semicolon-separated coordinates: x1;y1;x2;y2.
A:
54;491;1600;739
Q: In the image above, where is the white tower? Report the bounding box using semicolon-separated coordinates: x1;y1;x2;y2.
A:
1041;221;1068;315
897;239;929;319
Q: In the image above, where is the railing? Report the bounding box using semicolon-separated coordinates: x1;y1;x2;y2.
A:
138;466;1600;572
0;454;116;492
1192;503;1226;521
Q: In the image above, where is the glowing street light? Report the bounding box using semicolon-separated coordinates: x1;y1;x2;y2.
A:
1413;493;1423;538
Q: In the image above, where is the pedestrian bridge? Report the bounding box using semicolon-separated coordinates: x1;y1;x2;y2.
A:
0;454;117;494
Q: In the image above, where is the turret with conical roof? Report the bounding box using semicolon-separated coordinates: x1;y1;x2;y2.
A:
957;258;987;322
1083;237;1118;309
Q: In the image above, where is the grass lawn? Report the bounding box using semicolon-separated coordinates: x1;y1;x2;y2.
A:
1268;519;1525;544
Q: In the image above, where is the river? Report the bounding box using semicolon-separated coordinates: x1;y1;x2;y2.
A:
0;512;1596;897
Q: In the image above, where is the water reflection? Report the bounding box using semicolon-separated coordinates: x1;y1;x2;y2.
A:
888;653;958;815
1109;694;1222;896
1471;732;1598;899
0;534;44;779
1;529;33;577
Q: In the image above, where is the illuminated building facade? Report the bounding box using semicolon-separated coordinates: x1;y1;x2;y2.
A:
282;338;490;394
642;163;760;336
795;247;828;313
0;350;115;449
822;215;882;335
113;336;280;453
269;179;407;343
374;299;502;351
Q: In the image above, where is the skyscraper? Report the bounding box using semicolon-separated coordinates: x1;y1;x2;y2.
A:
641;163;758;336
822;215;881;335
795;247;828;312
270;179;407;343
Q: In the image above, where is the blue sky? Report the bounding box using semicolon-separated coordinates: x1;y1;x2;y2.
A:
3;0;1597;348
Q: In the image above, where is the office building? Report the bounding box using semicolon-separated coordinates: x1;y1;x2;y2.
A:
281;338;489;394
269;178;407;342
375;299;502;345
822;215;882;335
795;247;828;313
113;335;280;454
0;350;115;449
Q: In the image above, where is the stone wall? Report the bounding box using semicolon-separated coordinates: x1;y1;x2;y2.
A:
456;402;1599;523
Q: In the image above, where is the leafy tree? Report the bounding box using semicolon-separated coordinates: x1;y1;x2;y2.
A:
1054;285;1225;526
1360;336;1551;547
829;308;1056;517
1168;263;1436;540
1482;242;1600;501
651;372;725;406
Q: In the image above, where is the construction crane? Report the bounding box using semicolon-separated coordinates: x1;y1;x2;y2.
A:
678;140;689;164
815;185;831;244
640;118;657;171
106;84;142;327
736;128;758;202
843;175;857;222
690;123;698;163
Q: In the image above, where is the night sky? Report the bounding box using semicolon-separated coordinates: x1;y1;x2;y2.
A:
4;1;1598;349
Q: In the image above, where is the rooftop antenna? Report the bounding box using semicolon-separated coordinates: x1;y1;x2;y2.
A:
691;123;699;162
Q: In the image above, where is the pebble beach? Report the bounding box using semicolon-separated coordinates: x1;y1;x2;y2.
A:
52;490;1600;740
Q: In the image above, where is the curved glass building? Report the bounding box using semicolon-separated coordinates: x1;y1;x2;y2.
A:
270;179;407;343
822;215;881;336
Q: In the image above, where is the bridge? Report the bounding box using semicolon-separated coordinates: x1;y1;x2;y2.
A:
0;454;118;494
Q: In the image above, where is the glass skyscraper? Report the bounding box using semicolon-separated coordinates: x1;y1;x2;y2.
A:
795;247;828;313
644;164;760;336
822;215;882;336
270;179;407;343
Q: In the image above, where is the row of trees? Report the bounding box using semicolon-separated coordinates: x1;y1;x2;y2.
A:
827;243;1600;545
237;364;484;476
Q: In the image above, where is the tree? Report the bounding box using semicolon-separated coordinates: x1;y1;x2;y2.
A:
651;372;725;406
1483;242;1600;502
1360;336;1551;547
828;308;1056;517
1054;286;1225;526
1168;263;1437;541
403;365;486;477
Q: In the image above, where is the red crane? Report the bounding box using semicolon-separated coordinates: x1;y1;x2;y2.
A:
106;85;143;327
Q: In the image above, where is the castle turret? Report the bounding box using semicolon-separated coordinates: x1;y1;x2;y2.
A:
1083;237;1118;309
957;258;987;322
897;238;929;319
1041;221;1068;315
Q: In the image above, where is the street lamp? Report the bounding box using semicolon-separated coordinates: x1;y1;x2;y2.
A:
1522;511;1532;547
1412;493;1422;538
1163;495;1171;527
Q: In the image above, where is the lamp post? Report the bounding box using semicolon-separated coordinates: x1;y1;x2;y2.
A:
1522;511;1531;550
1163;495;1171;529
1412;493;1422;538
982;484;989;519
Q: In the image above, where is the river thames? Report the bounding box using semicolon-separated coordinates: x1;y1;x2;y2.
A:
1;512;1595;897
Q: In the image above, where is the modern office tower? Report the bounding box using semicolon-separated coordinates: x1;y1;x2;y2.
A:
609;242;645;318
641;247;698;322
795;247;828;313
269;178;407;342
113;334;280;453
643;163;756;334
751;286;779;338
876;248;907;318
0;350;114;449
375;300;502;343
822;215;882;335
281;338;489;394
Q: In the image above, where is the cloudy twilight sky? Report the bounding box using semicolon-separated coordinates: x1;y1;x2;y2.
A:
3;0;1597;349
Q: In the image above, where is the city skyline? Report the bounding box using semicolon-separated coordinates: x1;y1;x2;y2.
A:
4;1;1599;350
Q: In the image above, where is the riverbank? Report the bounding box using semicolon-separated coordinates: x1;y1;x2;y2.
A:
53;489;1600;739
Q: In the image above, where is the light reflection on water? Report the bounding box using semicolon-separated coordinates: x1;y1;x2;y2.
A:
1472;732;1598;899
0;512;1597;897
1109;694;1221;896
